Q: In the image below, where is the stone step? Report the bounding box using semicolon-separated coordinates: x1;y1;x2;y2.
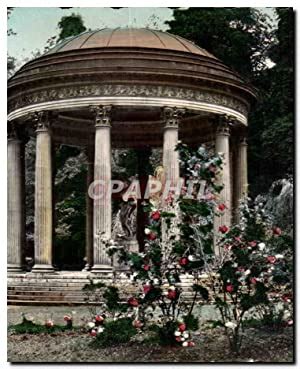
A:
8;285;85;291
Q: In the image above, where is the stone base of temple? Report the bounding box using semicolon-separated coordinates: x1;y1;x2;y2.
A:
7;264;23;273
7;271;212;306
31;264;55;273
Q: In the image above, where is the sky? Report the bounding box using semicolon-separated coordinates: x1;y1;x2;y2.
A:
8;7;277;68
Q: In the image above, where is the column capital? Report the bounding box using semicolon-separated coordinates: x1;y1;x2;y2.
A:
7;121;20;141
90;105;112;128
239;136;248;146
162;106;185;129
30;111;52;132
216;114;236;136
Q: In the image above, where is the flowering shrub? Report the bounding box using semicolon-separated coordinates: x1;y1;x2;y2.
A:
104;143;224;346
206;198;293;354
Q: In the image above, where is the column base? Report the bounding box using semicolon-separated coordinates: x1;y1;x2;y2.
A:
31;264;55;273
91;264;113;276
82;263;92;272
7;264;23;273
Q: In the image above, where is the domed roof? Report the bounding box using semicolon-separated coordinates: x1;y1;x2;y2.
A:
45;27;217;59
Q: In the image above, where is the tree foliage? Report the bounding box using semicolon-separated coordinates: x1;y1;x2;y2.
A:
57;13;87;42
167;7;294;195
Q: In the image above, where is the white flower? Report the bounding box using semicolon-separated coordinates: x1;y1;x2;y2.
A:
97;326;105;333
275;254;284;259
169;285;176;291
188;255;195;261
174;331;181;337
225;321;237;329
183;332;189;339
258;242;266;251
233;263;238;268
144;228;151;235
244;269;251;276
87;322;95;329
153;278;160;285
182;341;188;347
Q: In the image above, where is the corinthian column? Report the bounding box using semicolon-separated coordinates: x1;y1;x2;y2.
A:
161;107;185;253
91;106;113;273
32;112;54;272
162;107;185;189
214;115;232;254
7;123;24;272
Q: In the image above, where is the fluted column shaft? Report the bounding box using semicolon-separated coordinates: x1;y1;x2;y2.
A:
32;113;54;272
214;117;232;254
7;128;24;272
162;107;185;188
236;137;248;201
83;147;94;270
92;106;112;273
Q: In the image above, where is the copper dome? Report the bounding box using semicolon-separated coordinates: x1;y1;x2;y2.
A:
45;27;217;59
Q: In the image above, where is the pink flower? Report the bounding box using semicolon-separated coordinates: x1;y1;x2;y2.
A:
143;264;150;271
225;284;234;293
175;336;182;342
45;319;54;328
179;257;189;266
95;315;104;323
178;323;186;332
250;277;257;284
218;203;226;211
151;211;160;221
248;241;257;247
90;329;97;337
273;227;282;236
128;297;139;307
219;225;229;234
235;236;242;243
132;320;143;329
188;341;195;347
148;232;157;241
167;289;177;300
267;255;277;264
143;284;152;294
64;315;72;321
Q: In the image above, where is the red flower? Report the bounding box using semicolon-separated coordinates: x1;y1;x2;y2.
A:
250;277;257;284
188;341;195;347
151;211;161;221
178;323;186;332
128;297;139;307
148;232;157;241
273;227;282;236
218;203;226;211
175;336;182;342
282;293;292;302
267;255;277;264
225;284;234;293
219;225;229;234
179;257;188;266
167;290;177;300
143;284;152;294
90;330;97;337
143;264;150;271
95;315;104;323
132;320;143;329
248;241;257;247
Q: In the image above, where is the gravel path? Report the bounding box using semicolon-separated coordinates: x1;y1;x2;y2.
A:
8;325;294;363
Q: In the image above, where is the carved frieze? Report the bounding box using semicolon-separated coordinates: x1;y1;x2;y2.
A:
8;84;249;117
